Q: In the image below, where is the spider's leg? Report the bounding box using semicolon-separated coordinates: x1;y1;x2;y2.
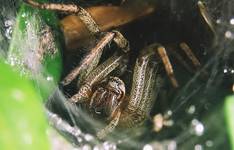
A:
69;53;127;103
120;44;162;128
179;42;210;79
62;31;129;86
112;30;130;53
168;47;195;74
24;0;80;13
62;32;115;86
179;42;201;70
157;46;179;88
96;111;121;139
197;1;216;35
24;0;100;33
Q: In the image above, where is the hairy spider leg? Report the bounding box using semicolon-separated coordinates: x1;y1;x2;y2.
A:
155;1;215;87
157;43;203;88
166;41;211;80
24;0;81;13
62;32;115;85
79;31;129;87
157;46;179;88
119;44;162;128
24;0;133;45
24;0;100;35
173;1;215;73
179;42;209;78
167;47;195;74
24;0;133;44
61;31;129;86
97;110;121;139
197;1;216;36
179;42;201;70
69;53;126;103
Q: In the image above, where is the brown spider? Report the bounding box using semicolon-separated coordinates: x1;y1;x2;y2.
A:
24;0;215;139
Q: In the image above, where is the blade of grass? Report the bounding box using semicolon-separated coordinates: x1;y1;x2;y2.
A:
224;95;234;150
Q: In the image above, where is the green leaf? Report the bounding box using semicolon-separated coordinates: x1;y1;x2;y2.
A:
0;60;50;150
224;95;234;150
7;0;62;101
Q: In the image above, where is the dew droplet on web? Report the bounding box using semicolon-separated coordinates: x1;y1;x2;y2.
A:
4;19;14;40
230;18;234;25
194;144;203;150
190;119;205;136
205;140;213;147
143;144;153;150
225;30;234;39
216;18;222;24
187;105;196;114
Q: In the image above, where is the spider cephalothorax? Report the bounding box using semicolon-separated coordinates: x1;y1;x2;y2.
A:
89;76;126;118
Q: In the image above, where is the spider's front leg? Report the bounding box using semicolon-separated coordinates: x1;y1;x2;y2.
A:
69;53;127;103
119;44;163;128
62;31;129;86
24;0;80;13
96;44;163;139
24;0;100;33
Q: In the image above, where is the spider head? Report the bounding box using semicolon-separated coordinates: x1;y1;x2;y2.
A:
89;76;125;118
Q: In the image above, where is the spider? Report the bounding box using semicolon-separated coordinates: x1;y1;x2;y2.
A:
24;0;215;139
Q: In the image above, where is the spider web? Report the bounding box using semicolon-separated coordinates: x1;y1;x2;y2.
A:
0;0;234;150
